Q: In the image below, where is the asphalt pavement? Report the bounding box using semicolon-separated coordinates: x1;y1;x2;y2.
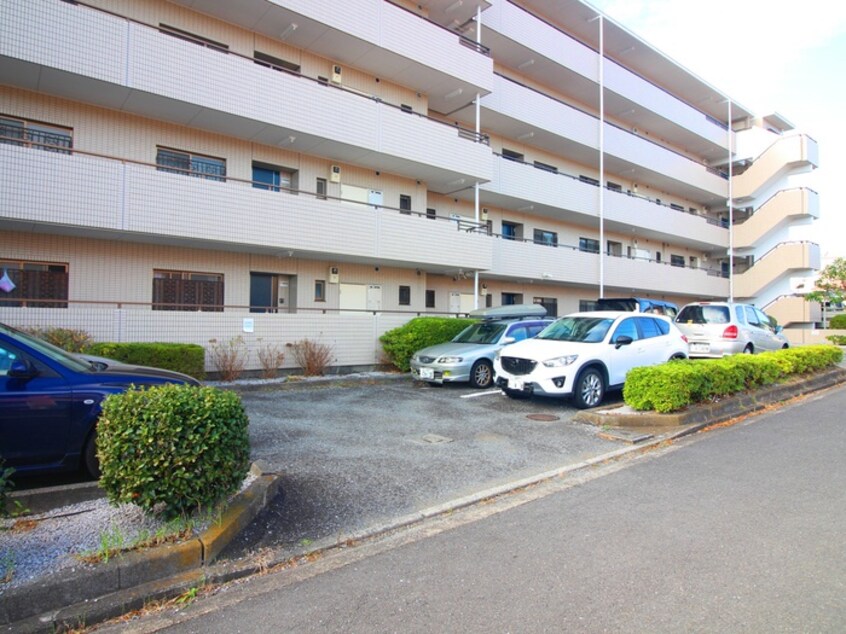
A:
118;381;846;633
219;376;625;559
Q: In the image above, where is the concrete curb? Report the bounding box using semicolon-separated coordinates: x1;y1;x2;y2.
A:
5;369;845;632
2;462;282;631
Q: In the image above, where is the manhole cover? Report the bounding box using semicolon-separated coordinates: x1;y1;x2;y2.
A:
526;414;560;422
420;433;453;444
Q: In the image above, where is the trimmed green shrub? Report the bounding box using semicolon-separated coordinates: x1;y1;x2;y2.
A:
87;342;205;380
98;384;250;519
380;317;476;372
829;314;846;329
827;334;846;346
21;326;93;353
624;345;843;413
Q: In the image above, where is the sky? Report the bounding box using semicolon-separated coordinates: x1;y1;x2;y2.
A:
588;0;846;261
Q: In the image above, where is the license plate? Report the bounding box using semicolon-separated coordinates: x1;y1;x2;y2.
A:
507;377;524;391
690;343;710;353
419;368;434;379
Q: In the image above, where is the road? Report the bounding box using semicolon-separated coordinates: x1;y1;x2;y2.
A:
112;383;846;633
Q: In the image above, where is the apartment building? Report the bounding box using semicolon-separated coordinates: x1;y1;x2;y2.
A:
0;0;820;373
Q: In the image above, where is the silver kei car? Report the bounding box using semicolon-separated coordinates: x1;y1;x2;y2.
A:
674;301;789;358
410;304;552;389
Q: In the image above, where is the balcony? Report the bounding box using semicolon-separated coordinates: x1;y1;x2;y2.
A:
734;242;821;300
0;0;492;192
489;238;728;297
477;156;726;250
734;188;820;249
482;0;729;155
0;144;492;272
476;75;727;200
733;135;819;200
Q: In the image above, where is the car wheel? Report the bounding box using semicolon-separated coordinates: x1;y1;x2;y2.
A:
669;353;686;361
470;359;494;389
782;344;789;349
502;387;529;400
83;433;101;479
743;345;754;354
573;367;605;409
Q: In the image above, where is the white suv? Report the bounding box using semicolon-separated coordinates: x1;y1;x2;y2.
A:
494;311;689;408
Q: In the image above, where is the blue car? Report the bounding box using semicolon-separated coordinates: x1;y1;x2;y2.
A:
0;322;200;477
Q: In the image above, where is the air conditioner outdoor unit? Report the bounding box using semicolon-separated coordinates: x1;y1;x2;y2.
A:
330;165;341;182
331;64;342;84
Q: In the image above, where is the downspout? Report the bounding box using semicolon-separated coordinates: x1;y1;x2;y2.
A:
473;4;483;309
727;99;734;302
598;15;605;298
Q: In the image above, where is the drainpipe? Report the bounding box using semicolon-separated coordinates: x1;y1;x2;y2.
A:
591;14;605;298
473;4;482;310
727;99;734;302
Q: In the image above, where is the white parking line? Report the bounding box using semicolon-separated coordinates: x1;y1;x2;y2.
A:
460;389;503;399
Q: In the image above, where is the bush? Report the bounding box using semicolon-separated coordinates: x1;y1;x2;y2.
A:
207;337;248;381
624;345;843;413
291;339;334;376
97;384;250;519
380;317;476;372
829;314;846;329
827;334;846;346
0;459;15;518
21;326;92;352
256;339;285;379
88;342;205;380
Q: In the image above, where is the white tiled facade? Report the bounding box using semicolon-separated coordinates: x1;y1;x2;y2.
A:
0;0;820;371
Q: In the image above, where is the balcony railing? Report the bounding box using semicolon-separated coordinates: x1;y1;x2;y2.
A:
384;0;490;56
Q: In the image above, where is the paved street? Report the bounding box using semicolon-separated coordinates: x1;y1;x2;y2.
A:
113;382;846;633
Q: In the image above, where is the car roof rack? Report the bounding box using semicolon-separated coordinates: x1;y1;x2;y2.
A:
469;303;548;320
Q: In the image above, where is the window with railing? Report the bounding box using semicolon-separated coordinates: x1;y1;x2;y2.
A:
152;270;224;311
533;229;558;247
156;147;226;181
579;237;600;254
0;260;69;308
0;116;72;154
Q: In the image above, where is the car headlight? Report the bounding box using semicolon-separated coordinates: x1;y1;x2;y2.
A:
542;355;578;368
437;356;463;364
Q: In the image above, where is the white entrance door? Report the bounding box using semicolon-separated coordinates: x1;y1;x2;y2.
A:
366;284;382;311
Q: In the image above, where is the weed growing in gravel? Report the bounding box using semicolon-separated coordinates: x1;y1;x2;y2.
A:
1;548;14;583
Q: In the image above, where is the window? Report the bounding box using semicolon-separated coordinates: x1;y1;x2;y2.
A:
607;181;622;192
401;104;413;113
501;292;523;305
426;289;436;308
502;221;523;241
316;177;327;199
159;24;228;53
426;208;437;220
157;147;226;181
314;280;326;302
534;161;558;173
152;270;223;311
607;241;623;257
252;162;296;192
399;285;411;306
0;259;68;308
0;116;72;154
254;51;300;73
502;148;524;162
400;194;412;215
670;203;684;211
611;318;639;343
534;297;558;317
670;255;685;268
638;317;662;339
533;229;558;247
579;175;599;186
579;299;598;312
579;237;600;253
656;252;662;264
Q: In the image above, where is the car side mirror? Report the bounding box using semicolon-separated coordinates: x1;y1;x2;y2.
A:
8;359;38;380
501;336;516;345
614;335;633;349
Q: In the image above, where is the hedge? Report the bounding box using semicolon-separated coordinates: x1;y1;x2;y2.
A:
87;342;206;380
623;345;843;413
380;317;476;372
829;313;846;329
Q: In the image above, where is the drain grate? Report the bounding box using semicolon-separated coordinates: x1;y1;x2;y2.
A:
526;414;560;422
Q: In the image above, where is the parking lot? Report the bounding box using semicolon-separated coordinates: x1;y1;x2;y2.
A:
219;375;627;560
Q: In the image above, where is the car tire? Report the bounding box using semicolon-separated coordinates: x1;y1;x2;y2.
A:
502;387;529;400
470;359;494;389
669;353;686;361
743;345;754;354
573;367;605;409
83;433;101;479
782;344;789;349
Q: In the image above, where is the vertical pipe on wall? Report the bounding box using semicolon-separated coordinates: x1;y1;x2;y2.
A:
727;99;734;302
598;14;605;298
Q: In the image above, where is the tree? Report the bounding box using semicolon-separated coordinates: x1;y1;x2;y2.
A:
805;257;846;307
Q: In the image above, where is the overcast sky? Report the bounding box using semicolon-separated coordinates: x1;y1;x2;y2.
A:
588;0;846;260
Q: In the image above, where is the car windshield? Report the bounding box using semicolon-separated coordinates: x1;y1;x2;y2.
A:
452;321;508;344
677;305;730;325
1;323;93;372
536;317;613;343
